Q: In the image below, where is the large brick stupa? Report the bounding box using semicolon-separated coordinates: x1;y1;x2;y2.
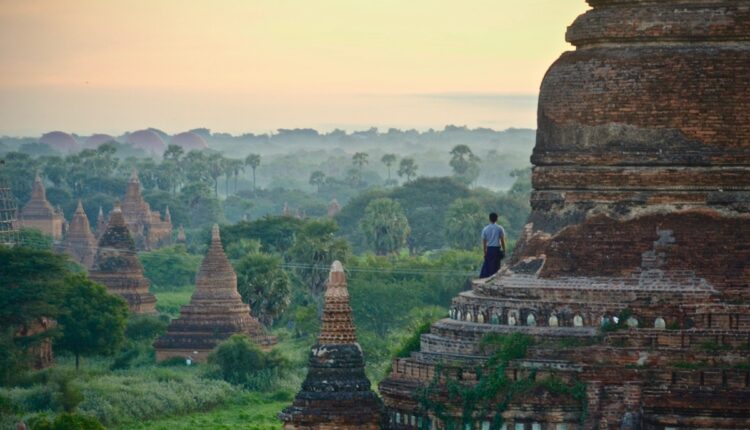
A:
154;224;276;362
379;1;750;429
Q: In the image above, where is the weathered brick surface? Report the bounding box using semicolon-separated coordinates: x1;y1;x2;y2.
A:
154;225;275;362
89;203;156;314
280;262;383;429
379;1;750;428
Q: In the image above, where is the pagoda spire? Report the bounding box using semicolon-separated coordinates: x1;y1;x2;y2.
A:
63;199;97;268
31;173;46;200
280;260;382;429
154;223;275;362
318;261;358;345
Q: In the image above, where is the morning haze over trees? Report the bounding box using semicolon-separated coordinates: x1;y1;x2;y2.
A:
0;125;533;429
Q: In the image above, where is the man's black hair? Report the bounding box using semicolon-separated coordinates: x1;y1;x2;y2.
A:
489;212;498;222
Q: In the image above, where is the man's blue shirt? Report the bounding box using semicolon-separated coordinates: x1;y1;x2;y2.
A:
481;223;505;248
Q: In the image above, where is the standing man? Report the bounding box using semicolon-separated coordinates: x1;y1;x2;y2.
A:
480;212;505;278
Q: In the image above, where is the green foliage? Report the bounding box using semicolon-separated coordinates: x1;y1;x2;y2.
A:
417;333;535;428
221;216;304;254
360;197;411;255
207;335;287;391
393;320;435;359
139;246;201;291
112;392;286;430
0;246;71;384
444;198;491;250
57;275;129;369
30;412;105;430
154;288;193;318
124;315;168;343
449;145;481;186
292;303;320;338
288;219;350;295
390;177;471;253
234;253;291;326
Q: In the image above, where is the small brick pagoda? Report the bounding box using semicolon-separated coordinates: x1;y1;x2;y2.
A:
379;1;750;429
62;200;97;268
89;202;157;314
280;261;383;430
19;174;64;240
154;224;276;362
120;168;172;250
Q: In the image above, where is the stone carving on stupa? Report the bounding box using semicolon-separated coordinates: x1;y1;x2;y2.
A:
154;224;276;362
89;201;157;314
379;1;750;429
19;174;64;240
280;261;383;430
118;168;172;250
62;200;97;268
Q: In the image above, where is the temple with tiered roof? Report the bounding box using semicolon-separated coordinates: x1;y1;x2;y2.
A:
19;174;64;240
62;200;97;268
154;224;276;362
379;1;750;429
89;202;157;314
119;169;172;250
280;261;383;430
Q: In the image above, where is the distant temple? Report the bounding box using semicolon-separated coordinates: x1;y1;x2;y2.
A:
120;169;172;250
19;174;64;240
62;200;97;268
280;261;383;430
89;202;157;314
154;224;276;362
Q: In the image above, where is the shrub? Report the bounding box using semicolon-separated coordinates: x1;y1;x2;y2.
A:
207;335;287;390
139;246;201;291
29;412;105;430
124;315;168;342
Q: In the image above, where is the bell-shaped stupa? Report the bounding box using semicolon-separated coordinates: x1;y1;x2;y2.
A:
154;224;276;362
280;261;383;430
89;202;156;313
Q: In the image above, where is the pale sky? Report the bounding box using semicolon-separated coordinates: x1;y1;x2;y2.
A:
0;1;589;136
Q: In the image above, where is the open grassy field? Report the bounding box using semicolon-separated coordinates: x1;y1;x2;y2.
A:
114;392;287;430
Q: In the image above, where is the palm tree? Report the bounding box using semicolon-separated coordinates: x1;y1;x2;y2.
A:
309;170;326;193
163;144;184;162
352;152;369;176
397;157;418;183
245;153;261;192
207;153;224;196
381;153;397;182
229;159;245;193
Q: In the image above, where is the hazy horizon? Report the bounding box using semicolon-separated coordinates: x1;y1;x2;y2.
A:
0;1;588;136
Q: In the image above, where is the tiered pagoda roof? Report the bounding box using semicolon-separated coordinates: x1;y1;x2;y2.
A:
154;224;275;362
89;201;156;314
119;168;171;250
280;261;383;430
62;200;97;268
19;174;64;240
